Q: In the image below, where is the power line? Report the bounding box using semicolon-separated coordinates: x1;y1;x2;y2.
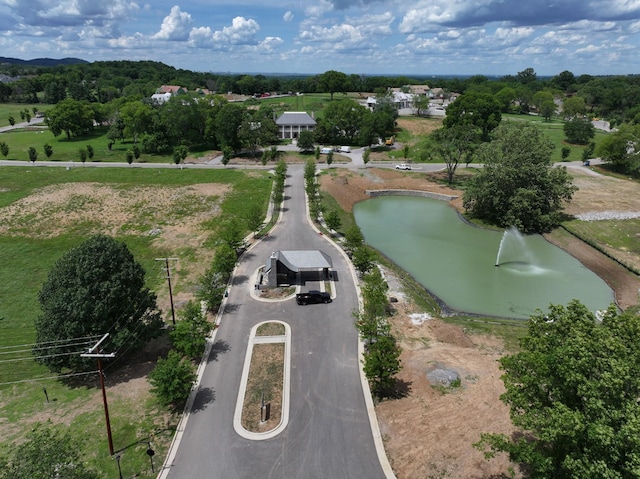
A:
0;370;97;386
0;339;97;356
0;334;103;350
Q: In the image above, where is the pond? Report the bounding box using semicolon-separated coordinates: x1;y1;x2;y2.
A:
353;195;615;319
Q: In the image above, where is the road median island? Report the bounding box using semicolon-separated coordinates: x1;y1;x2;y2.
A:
234;321;291;439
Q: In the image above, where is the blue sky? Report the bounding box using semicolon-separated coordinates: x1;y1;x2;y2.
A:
1;0;640;76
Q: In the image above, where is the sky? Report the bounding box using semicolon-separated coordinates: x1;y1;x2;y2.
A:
2;1;640;77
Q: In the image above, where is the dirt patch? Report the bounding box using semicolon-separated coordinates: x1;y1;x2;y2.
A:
320;168;458;213
0;182;229;242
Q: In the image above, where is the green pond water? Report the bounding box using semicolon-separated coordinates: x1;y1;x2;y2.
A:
353;195;615;319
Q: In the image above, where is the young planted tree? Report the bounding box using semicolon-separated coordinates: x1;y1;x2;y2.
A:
0;141;9;159
324;209;341;232
362;147;371;167
43;143;53;159
245;204;264;236
149;350;197;408
561;146;571;161
28;146;37;163
343;225;364;255
78;147;87;164
431;126;478;184
125;149;134;165
86;144;94;160
221;146;233;166
326;150;334;167
170;301;214;360
8;115;15;127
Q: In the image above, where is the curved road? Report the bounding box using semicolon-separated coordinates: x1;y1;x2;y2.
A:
162;164;388;478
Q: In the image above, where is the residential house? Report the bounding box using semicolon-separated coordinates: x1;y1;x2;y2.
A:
151;85;188;104
275;111;316;139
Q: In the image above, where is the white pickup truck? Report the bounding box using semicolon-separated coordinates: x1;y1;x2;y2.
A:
395;163;411;170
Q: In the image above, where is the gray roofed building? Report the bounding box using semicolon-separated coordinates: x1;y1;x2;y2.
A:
275;111;316;139
265;250;332;287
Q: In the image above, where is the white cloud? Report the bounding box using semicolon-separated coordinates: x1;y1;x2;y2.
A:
153;6;193;41
284;11;294;22
212;16;260;45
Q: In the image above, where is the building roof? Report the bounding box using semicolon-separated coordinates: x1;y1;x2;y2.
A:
157;85;186;94
269;250;332;272
275;111;316;126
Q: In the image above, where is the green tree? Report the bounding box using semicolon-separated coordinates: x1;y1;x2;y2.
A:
532;91;554;112
413;95;431;116
539;100;556;122
314;146;320;160
120;101;153;144
34;234;162;372
28;146;37;163
0;424;99;479
326;149;334;166
362;147;371;167
343;225;364;254
173;145;188;165
78;147;87;163
562;96;587;118
318;70;350;100
582;141;596;163
132;144;140;160
216;103;245;152
476;301;639;479
362;333;402;398
431;126;478;184
325;209;341;232
494;87;516;112
43;142;53;158
45;98;95;139
125;149;134;165
297;130;315;152
443;91;502;141
86;144;94;160
463;122;577;233
170;301;214;360
595;123;640;174
318;98;368;143
220;218;244;252
0;141;9;159
564;117;595;144
245;204;264;236
221;146;233;166
8;115;15;127
352;246;375;276
561;146;571;161
148;350;196;408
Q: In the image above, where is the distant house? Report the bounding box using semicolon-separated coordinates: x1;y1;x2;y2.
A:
275;111;316;139
151;85;188;104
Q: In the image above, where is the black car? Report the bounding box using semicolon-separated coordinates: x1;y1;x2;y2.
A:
296;290;332;305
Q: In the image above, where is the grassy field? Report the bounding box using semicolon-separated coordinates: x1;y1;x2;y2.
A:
0;104;46;128
0;125;181;163
0;165;272;478
502;113;609;162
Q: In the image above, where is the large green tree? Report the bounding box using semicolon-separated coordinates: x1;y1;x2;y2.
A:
477;301;640;479
0;424;98;479
463;122;577;233
443;91;502;141
317;70;350;100
317;98;367;144
430;125;479;184
45;98;95;139
564;117;595;145
34;234;163;372
596;123;640;174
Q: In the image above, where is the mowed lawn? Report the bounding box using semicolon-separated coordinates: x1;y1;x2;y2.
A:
0;165;272;477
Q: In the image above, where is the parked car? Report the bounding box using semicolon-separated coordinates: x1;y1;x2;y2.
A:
395;163;411;170
338;146;351;153
296;290;332;305
320;147;332;154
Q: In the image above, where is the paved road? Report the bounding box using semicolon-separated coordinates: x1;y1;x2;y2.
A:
162;164;387;479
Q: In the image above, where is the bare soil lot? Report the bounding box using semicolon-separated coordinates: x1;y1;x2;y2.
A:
320;166;640;479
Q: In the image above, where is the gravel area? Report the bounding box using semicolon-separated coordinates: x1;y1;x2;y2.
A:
575;211;640;221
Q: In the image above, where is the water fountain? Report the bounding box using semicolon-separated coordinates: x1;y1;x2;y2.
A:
495;227;533;267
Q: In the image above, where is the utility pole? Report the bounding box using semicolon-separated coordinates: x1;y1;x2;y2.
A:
81;334;116;456
156;257;178;325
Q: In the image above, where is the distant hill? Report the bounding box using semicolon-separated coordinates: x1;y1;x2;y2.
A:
0;57;88;67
